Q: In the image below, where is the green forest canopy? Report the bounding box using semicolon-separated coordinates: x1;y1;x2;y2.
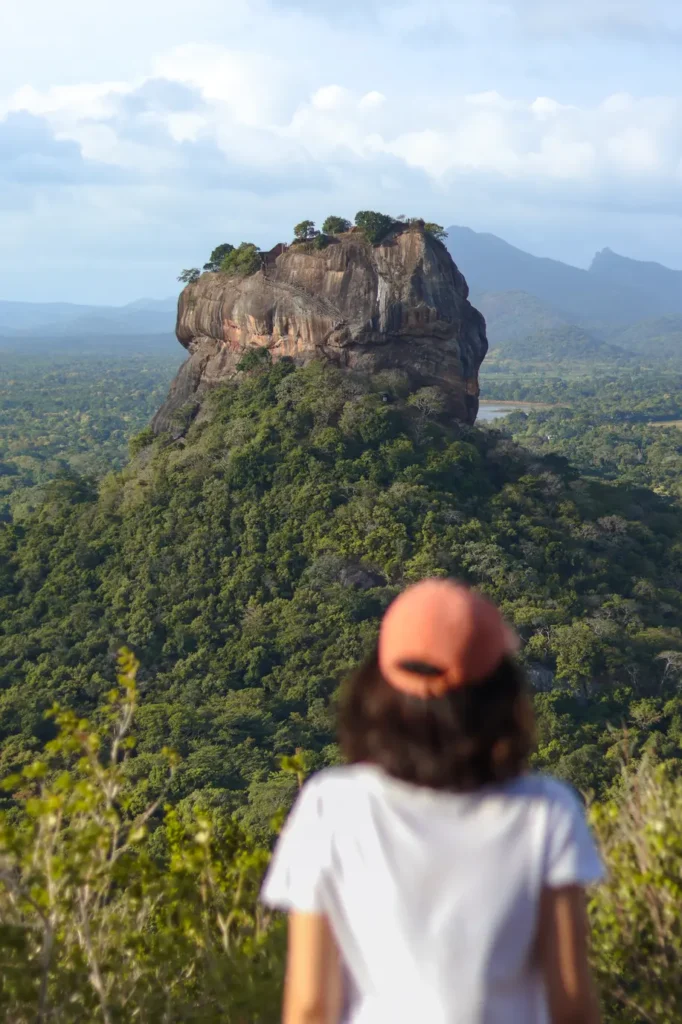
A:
2;359;682;833
0;352;180;522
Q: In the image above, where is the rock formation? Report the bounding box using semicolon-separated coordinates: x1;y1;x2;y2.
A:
152;222;488;432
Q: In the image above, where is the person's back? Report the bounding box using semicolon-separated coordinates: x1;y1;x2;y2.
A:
262;579;604;1024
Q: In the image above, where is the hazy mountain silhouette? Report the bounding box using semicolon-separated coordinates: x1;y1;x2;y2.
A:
471;290;570;345
606;315;682;361
488;324;632;366
446;226;682;328
589;249;682;312
0;297;177;337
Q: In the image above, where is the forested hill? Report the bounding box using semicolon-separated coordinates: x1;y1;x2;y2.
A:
1;357;681;832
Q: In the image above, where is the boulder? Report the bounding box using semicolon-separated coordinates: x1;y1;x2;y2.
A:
153;223;488;432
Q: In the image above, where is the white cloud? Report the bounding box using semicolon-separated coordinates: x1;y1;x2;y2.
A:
530;136;597;181
358;91;386;111
465;91;519;112
5;52;682;196
151;45;293;125
311;86;352;112
4;82;129;121
607;127;660;173
531;97;572;119
2;0;682;301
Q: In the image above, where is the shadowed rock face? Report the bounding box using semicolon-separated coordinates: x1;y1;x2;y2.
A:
152;224;488;432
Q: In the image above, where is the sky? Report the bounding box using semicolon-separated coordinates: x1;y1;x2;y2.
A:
2;0;682;304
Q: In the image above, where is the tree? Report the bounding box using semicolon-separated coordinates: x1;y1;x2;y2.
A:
293;220;317;242
178;268;200;284
203;243;234;273
237;348;273;373
354;210;395;245
220;242;261;277
424;223;447;242
321;216;351;235
170;399;200;431
407;387;448;441
407;387;447;418
128;426;156;458
549;622;603;696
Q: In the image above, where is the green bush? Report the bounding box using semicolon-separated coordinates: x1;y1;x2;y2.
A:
589;760;682;1023
321;216;351;235
220;243;261;277
170;400;199;431
293;220;317;242
354;210;396;245
128;426;156;458
177;268;200;284
424;222;447;242
237;348;273;373
204;243;234;273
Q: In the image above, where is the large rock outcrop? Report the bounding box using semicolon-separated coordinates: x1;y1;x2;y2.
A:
153;223;488;432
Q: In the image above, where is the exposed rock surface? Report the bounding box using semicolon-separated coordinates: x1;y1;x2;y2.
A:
152;223;488;432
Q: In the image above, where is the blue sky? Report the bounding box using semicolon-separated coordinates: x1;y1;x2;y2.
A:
2;0;682;304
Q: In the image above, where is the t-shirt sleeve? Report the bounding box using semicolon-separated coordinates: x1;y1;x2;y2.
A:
260;776;331;913
543;781;605;888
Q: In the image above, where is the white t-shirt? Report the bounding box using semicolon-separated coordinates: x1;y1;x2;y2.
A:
261;765;604;1024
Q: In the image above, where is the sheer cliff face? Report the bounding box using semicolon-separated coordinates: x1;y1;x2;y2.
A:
153;225;488;432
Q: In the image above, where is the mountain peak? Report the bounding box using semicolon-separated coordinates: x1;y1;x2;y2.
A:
446;225;682;324
589;246;682;309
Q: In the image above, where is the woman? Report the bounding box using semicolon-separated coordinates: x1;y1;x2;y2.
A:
261;578;603;1024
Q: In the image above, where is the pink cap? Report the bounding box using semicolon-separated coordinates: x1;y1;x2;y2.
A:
378;578;519;699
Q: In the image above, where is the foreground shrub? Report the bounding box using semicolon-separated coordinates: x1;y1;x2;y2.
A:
0;650;284;1023
3;652;682;1022
590;760;682;1023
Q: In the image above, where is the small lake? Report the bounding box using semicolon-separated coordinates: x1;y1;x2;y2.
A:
477;401;538;423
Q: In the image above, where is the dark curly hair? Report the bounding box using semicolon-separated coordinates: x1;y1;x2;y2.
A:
338;649;535;792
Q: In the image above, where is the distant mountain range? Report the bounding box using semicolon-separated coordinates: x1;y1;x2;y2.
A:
3;232;681;366
605;316;682;360
446;227;682;326
0;296;177;339
445;227;682;364
490;324;631;367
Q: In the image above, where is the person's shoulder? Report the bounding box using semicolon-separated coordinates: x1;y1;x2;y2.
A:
509;772;586;812
305;764;376;796
301;764;378;813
